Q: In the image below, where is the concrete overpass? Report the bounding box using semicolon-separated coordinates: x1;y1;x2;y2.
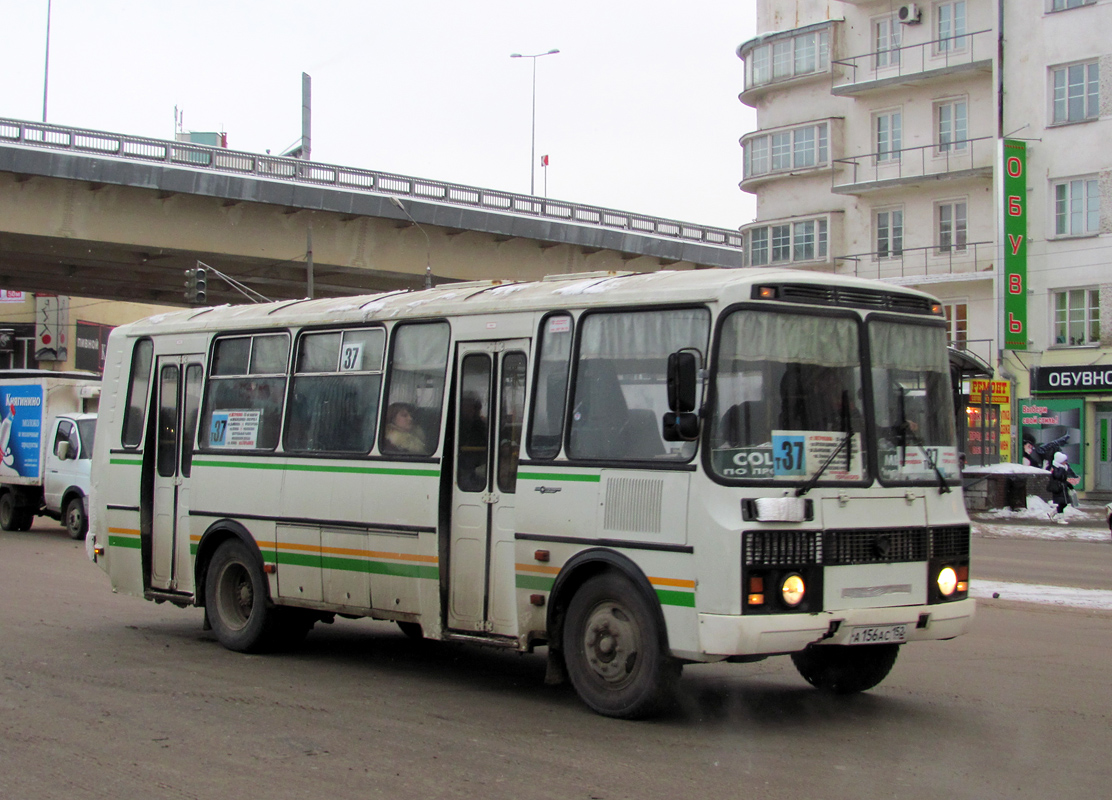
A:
0;117;744;307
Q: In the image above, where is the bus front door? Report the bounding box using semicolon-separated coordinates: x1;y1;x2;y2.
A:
447;341;528;637
150;356;204;593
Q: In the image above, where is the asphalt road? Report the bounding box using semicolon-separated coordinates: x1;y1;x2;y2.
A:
972;535;1112;590
2;521;1110;800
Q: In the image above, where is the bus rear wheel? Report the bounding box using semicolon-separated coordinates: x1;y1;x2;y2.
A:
791;643;899;694
205;538;278;653
563;572;680;719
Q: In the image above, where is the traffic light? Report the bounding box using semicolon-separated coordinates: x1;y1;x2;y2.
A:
195;266;207;304
184;267;196;301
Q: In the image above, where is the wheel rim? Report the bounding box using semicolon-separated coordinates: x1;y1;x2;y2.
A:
66;504;83;535
580;599;643;688
215;562;254;631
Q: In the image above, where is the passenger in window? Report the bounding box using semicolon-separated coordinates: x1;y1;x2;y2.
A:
383;403;427;454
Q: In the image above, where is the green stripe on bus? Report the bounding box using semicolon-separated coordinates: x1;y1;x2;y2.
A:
276;551;438;580
192;460;439;478
516;574;556;591
109;535;142;549
109;458;143;466
516;472;600;483
655;589;696;608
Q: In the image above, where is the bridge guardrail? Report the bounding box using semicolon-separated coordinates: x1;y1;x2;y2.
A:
0;117;744;252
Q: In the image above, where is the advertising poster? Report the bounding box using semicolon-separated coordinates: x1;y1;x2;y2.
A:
1020;398;1085;490
0;384;45;479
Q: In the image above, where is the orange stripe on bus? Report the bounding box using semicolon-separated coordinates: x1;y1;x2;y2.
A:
515;563;561;575
648;576;696;589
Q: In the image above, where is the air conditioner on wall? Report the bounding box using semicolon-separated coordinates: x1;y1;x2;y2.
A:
898;3;922;23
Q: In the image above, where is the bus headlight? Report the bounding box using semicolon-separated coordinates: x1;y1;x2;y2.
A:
780;573;806;607
937;566;958;597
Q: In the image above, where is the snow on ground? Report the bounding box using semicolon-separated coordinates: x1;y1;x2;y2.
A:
971;580;1112;611
963;463;1049;475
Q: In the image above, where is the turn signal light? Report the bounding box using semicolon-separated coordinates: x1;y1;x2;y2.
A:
956;565;969;593
747;576;765;606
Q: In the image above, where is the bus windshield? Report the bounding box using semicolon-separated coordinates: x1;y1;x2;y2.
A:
869;319;960;484
710;308;866;483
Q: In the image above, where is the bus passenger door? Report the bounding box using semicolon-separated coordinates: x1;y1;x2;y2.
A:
150;357;204;592
448;341;528;636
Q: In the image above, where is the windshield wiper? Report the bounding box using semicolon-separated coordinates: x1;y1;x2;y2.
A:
797;390;853;497
897;386;950;494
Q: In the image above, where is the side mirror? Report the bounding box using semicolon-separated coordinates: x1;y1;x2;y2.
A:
667;351;698;413
55;440;70;460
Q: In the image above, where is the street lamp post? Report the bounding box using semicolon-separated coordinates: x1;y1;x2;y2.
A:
510;48;559;196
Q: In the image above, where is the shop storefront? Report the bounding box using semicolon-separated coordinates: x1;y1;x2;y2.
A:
1024;365;1112;495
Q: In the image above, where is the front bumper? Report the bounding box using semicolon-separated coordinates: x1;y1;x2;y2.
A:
696;597;976;658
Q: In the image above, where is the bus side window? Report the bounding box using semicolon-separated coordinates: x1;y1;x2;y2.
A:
285;328;385;454
568;308;709;462
527;313;572;460
121;339;154;448
380;322;450;457
200;333;290;451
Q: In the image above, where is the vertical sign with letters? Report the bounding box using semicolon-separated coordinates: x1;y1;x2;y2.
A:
1003;140;1027;350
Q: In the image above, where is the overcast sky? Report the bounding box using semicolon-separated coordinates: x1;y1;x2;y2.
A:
1;1;758;230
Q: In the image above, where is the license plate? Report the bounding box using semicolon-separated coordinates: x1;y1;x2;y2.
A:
847;624;907;645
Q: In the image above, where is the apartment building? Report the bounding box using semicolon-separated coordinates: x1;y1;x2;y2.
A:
737;0;1112;495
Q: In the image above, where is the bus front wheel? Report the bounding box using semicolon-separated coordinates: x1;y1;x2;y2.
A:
791;643;899;694
563;572;680;719
205;539;277;653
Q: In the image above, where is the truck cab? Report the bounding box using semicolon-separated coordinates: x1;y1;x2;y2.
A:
43;414;97;538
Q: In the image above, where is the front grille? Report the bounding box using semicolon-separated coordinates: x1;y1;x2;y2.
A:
744;530;821;567
930;525;971;558
823;528;929;565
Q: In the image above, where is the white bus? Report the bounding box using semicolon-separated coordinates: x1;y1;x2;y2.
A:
89;268;973;718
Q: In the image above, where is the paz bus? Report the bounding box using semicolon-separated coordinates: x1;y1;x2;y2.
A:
88;268;973;718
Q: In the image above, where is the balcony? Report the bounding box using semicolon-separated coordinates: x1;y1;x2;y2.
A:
831;29;993;96
837;241;994;282
832;137;993;194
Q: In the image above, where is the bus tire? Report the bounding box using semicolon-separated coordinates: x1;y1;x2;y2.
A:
205;538;278;653
791;643;899;694
64;496;87;539
396;621;423;640
563;572;680;719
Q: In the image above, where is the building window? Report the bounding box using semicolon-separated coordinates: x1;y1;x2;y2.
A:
1050;0;1095;11
1051;61;1099;124
771;225;791;262
750;227;769;266
875;111;902;162
874;17;901;68
745;218;828;266
743;123;829;179
936;1;968;53
1053;289;1100;346
876;208;904;258
745;28;830;88
937;99;968;152
938;201;968;252
943;302;968;349
771;132;792;171
1054;177;1100;235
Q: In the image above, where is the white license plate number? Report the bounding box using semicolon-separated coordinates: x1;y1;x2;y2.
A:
847;624;907;645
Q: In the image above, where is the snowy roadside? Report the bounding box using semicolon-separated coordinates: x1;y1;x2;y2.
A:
972;495;1109;543
968;495;1112;610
